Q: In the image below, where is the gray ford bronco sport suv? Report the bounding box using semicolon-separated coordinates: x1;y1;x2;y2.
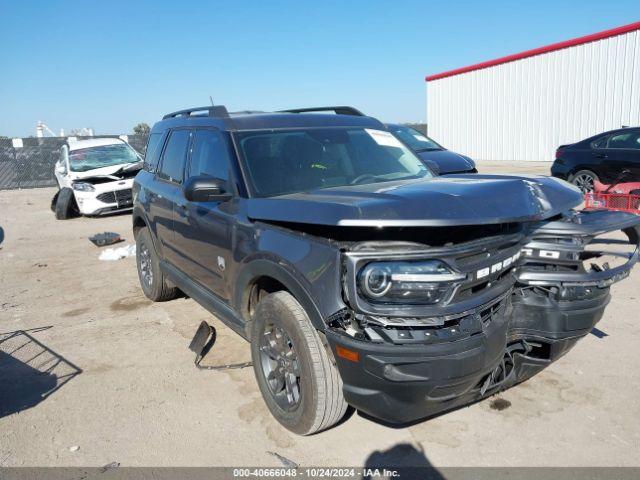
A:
133;105;640;435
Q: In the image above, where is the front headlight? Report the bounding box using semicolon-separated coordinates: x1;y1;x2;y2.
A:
72;182;95;192
357;260;465;305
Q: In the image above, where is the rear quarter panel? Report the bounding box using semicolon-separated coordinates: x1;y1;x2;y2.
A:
133;170;163;251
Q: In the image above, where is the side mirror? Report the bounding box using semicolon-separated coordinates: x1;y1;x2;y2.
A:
183;175;231;202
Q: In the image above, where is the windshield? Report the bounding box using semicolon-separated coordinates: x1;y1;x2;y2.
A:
235;127;433;197
389;125;443;152
69;143;140;172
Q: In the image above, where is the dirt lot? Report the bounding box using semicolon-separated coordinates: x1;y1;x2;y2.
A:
1;161;639;467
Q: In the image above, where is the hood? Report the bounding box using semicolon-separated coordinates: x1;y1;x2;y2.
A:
246;175;583;227
417;150;474;174
69;162;142;181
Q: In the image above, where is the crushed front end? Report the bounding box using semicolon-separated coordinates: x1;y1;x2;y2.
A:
324;211;640;424
72;167;139;215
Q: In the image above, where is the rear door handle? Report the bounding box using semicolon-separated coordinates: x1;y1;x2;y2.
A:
594;153;608;159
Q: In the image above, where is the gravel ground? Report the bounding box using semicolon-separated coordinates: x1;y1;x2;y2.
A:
1;161;639;467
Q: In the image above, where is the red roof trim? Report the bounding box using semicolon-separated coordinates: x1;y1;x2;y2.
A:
425;21;640;82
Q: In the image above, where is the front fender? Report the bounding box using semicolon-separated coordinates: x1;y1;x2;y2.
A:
233;223;345;331
234;259;328;332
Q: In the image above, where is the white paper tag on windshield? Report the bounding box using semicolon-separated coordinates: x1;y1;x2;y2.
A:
365;129;404;148
413;133;427;141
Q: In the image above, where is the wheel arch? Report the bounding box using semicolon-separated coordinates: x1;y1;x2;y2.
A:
132;208;148;237
569;165;600;179
234;259;326;333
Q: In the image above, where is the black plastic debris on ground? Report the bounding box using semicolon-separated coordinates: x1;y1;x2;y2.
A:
0;328;82;418
591;327;609;338
89;232;123;247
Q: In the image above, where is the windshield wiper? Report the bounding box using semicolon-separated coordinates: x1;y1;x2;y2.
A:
415;147;442;153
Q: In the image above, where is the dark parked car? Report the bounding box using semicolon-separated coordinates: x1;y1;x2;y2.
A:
133;105;640;435
386;124;476;174
551;127;640;192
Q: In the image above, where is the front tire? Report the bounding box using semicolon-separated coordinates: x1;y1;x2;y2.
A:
50;191;59;212
135;227;179;302
570;169;599;193
54;188;79;219
250;291;347;435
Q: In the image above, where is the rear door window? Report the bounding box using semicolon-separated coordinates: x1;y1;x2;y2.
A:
591;135;609;149
158;129;191;183
187;130;230;181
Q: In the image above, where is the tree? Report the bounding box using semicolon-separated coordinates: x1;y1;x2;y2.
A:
133;123;150;136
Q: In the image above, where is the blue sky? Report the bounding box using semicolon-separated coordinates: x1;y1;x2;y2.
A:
0;0;637;137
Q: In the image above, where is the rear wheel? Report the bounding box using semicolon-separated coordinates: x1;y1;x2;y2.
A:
54;188;79;219
135;227;179;302
570;170;599;193
250;291;347;435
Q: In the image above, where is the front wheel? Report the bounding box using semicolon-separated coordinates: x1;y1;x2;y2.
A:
54;188;79;219
250;291;347;435
50;191;59;212
570;169;599;193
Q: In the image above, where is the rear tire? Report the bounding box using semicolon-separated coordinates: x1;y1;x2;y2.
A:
135;227;179;302
55;188;79;219
250;291;347;435
570;169;599;193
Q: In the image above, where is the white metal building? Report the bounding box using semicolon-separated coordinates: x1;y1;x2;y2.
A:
426;21;640;162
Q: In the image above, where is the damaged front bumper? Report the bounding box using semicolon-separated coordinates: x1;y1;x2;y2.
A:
74;178;135;215
326;210;640;424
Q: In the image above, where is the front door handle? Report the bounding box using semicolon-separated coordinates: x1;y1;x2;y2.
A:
594;153;608;159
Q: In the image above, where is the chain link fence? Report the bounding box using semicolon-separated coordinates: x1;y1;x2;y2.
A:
0;135;149;190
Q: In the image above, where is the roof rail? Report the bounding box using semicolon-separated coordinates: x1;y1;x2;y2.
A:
228;110;266;115
279;106;365;116
163;105;229;120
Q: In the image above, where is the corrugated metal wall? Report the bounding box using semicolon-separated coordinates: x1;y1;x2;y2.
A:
426;28;640;162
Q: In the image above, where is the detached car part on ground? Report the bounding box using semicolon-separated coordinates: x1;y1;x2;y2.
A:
132;105;640;435
52;138;142;219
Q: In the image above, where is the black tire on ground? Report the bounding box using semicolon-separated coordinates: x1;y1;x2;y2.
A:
250;291;347;435
55;188;79;220
570;169;599;193
135;227;179;302
50;191;59;212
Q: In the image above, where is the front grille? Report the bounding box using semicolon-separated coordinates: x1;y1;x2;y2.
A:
96;192;116;203
115;189;133;206
96;188;132;207
450;235;525;302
